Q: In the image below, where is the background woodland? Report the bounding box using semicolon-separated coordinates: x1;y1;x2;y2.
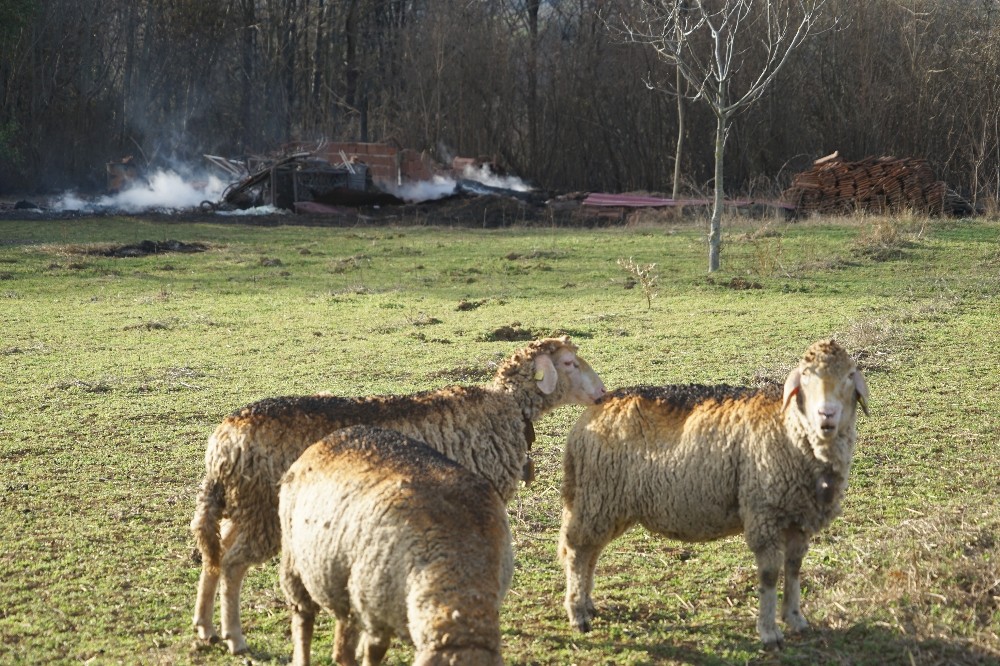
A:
1;0;999;206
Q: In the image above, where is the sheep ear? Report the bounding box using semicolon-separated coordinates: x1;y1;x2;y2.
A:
854;369;870;417
782;368;801;413
534;354;558;395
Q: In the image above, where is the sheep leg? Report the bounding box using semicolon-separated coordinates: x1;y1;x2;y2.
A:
583;547;601;617
360;632;391;666
332;615;362;666
192;567;220;643
754;549;785;650
560;505;622;632
219;516;281;654
280;549;321;666
193;516;238;643
781;529;810;633
561;540;603;632
290;608;316;666
219;559;251;654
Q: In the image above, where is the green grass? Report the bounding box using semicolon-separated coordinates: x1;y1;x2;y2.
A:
1;213;998;665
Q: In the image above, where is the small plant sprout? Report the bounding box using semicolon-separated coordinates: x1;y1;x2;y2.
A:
617;256;659;310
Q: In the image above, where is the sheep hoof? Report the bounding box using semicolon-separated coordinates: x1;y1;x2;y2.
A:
759;622;785;651
783;611;809;633
225;636;249;655
194;625;219;644
761;633;785;651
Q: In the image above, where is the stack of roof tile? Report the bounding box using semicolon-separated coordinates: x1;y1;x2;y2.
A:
783;151;972;216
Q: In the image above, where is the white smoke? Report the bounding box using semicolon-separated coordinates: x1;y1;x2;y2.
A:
51;169;227;213
461;164;532;192
216;205;287;217
385;175;457;203
385;163;533;203
52;192;89;211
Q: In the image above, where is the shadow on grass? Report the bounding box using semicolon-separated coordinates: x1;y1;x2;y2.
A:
541;626;753;665
532;620;998;665
781;622;1000;666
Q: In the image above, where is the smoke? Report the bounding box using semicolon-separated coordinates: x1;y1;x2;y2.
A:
460;164;532;192
385;175;457;203
51;169;227;213
45;158;535;210
216;205;287;217
385;164;534;203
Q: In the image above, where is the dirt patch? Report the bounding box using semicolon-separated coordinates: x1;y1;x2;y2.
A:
98;240;209;257
457;299;487;311
706;276;763;290
504;250;565;260
480;323;537;342
727;276;763;290
123;320;173;331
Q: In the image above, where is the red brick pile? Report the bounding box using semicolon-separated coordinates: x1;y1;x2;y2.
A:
783;151;972;216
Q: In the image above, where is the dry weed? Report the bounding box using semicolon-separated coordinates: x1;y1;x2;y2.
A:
617;256;659;310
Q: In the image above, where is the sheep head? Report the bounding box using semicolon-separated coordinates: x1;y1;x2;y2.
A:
494;336;606;414
782;339;869;460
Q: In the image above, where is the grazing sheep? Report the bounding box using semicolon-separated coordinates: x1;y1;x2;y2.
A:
279;425;512;666
559;339;869;649
192;336;605;654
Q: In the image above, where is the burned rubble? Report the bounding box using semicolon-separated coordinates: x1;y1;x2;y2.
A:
0;143;981;226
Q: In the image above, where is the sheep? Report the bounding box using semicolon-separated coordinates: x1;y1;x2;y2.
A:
279;425;512;666
558;339;869;649
191;335;605;654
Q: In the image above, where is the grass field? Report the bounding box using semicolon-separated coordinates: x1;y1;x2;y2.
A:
1;212;998;665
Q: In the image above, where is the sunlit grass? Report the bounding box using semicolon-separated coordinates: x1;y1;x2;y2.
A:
1;213;998;664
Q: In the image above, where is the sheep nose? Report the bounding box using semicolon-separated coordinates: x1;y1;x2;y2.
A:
817;405;841;433
817;402;840;418
586;378;607;402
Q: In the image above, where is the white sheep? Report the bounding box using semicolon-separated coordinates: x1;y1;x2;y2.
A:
279;425;512;666
558;339;869;649
192;336;605;654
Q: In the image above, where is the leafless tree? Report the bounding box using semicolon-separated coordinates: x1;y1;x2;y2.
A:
617;0;836;271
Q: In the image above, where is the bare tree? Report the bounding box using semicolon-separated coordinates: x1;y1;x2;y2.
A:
619;0;835;271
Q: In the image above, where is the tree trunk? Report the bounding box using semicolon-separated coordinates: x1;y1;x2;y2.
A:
709;109;726;272
672;62;684;199
527;0;540;171
239;0;256;153
672;8;684;200
345;0;360;132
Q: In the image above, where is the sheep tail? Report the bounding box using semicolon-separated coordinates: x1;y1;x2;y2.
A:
191;477;225;572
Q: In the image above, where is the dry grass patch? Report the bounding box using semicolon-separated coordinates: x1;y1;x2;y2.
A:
820;504;1000;659
851;214;928;261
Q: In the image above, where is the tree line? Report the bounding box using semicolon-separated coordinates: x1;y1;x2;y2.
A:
1;0;998;209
